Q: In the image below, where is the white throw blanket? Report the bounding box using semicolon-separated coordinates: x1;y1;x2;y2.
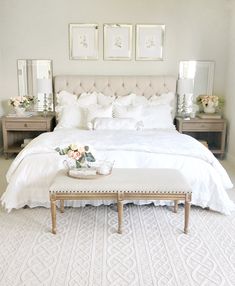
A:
2;129;234;214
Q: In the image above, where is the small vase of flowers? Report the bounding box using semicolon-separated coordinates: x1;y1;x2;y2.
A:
55;144;96;169
9;96;34;116
196;95;224;114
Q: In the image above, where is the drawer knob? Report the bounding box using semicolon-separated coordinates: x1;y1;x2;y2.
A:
24;123;28;127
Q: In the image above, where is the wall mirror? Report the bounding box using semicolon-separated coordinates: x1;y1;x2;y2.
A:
177;60;215;116
17;59;53;112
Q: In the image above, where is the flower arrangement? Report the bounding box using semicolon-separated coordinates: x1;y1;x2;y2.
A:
196;95;224;108
9;96;34;109
55;144;96;168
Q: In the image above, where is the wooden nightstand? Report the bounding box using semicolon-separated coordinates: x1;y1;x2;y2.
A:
2;115;55;158
175;117;226;158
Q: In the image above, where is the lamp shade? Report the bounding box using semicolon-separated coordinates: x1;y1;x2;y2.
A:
37;78;52;94
177;79;194;95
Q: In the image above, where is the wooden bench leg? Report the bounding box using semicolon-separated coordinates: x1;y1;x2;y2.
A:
174;200;178;213
117;193;124;234
184;195;191;234
60;200;64;213
50;195;57;234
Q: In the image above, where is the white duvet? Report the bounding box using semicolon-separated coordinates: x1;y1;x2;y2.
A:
1;128;234;214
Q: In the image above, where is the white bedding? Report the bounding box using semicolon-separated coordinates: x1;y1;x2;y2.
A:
1;129;234;214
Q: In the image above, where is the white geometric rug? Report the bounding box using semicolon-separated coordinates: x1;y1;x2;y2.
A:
0;204;235;286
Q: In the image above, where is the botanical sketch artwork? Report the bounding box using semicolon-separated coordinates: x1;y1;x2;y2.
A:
113;36;123;49
136;24;165;60
79;34;88;49
69;24;98;60
104;24;132;60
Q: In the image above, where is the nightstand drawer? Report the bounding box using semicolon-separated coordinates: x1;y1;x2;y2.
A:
182;122;224;131
5;121;47;130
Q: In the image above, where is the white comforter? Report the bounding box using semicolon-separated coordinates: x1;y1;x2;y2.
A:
1;129;234;214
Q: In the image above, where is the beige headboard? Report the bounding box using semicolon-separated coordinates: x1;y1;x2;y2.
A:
54;75;176;98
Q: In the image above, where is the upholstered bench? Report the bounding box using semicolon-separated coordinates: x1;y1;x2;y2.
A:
49;168;192;235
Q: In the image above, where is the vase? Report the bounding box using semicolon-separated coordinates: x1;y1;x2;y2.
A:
15;107;26;116
203;101;216;114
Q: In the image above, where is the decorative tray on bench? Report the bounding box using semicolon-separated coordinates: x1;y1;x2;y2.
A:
67;161;114;179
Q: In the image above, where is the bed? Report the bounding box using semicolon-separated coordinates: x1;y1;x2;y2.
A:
1;75;234;214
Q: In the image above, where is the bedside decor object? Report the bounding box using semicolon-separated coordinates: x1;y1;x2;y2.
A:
175;117;227;159
55;144;96;169
17;59;53;112
197;95;224;114
197;113;222;119
69;24;98;60
2;115;55;158
104;24;132;60
136;24;165;60
37;78;53;116
177;78;194;117
9;96;34;116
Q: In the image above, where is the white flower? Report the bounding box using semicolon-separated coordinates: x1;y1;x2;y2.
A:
69;144;78;151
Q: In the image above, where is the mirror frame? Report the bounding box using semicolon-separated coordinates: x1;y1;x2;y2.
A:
17;59;53;112
177;60;215;117
179;60;215;97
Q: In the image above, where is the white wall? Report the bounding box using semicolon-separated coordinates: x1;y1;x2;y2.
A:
0;0;229;116
225;1;235;165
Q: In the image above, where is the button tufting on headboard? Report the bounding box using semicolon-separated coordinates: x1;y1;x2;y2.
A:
54;75;176;98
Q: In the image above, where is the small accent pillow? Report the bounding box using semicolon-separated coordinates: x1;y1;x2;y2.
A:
56;90;77;106
77;92;98;106
97;92;115;106
113;105;142;120
54;104;85;130
90;117;143;130
85;104;113;129
141;104;175;130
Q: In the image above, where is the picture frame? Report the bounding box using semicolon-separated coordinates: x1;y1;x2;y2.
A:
69;24;98;60
136;24;165;60
103;24;132;60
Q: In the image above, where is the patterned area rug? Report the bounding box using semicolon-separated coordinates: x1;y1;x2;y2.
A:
0;204;235;286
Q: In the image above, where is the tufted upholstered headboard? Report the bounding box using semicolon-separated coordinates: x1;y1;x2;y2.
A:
54;75;176;99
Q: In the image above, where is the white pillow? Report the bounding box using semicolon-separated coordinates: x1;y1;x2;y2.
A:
114;93;136;106
133;95;149;106
56;90;77;106
149;92;175;106
77;92;98;106
85;104;113;128
54;104;85;130
97;92;115;106
141;104;175;129
90;117;143;130
113;105;142;120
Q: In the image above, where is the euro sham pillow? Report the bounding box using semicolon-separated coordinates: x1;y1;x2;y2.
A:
77;92;98;106
56;90;77;106
54;104;85;130
113;93;136;106
141;104;175;129
149;92;175;107
97;92;115;106
90;117;143;130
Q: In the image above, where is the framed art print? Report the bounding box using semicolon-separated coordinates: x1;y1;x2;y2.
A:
136;24;165;60
104;24;132;60
69;24;98;60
